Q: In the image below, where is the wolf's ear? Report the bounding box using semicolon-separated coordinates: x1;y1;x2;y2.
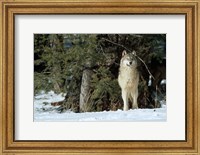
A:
122;50;127;56
132;50;136;55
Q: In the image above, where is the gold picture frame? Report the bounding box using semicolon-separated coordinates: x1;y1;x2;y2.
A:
0;0;199;154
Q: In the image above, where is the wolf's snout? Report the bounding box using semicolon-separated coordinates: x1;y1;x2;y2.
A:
126;61;134;66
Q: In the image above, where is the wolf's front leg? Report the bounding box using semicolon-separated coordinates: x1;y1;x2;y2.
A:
122;91;128;111
131;90;138;109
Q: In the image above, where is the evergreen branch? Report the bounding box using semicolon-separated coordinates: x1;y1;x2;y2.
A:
102;38;155;80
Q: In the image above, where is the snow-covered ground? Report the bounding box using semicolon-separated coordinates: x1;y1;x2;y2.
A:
34;91;167;122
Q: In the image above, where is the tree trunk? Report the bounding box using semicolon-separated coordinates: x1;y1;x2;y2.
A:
79;69;93;112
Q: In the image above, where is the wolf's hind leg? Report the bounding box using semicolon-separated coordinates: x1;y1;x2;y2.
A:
122;91;129;111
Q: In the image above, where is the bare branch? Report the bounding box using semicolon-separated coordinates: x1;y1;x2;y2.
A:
134;55;155;80
102;38;132;53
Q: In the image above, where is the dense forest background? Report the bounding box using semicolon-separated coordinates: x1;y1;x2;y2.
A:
34;34;166;113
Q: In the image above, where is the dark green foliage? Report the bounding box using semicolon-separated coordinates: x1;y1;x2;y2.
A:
34;34;166;112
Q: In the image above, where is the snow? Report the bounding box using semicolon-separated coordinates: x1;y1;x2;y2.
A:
161;79;166;85
34;91;167;122
34;90;66;113
148;75;152;86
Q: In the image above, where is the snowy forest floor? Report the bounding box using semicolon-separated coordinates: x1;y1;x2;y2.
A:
34;91;167;122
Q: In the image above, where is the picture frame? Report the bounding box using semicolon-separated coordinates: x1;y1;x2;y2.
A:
0;0;199;154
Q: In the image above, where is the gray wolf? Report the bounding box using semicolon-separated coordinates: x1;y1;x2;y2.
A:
118;50;139;111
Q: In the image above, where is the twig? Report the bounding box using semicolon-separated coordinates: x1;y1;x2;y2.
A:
102;38;132;53
135;55;155;80
102;38;155;80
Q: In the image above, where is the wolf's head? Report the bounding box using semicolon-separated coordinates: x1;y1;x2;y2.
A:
120;50;137;67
